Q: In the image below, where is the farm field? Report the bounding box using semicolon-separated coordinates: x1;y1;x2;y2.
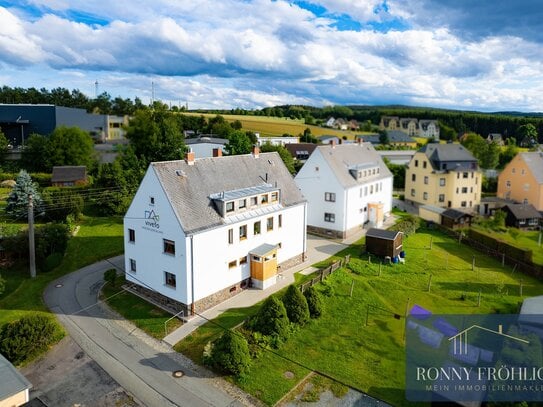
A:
175;227;541;406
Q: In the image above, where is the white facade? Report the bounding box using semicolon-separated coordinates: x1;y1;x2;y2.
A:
295;143;393;237
187;142;226;158
257;135;300;146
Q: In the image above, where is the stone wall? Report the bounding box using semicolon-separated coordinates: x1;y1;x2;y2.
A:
125;282;189;315
193;278;251;314
307;225;345;239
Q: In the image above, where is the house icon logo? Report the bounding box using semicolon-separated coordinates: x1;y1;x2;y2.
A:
448;324;529;355
145;210;159;222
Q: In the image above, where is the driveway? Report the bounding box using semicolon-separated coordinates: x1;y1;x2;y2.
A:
44;255;246;407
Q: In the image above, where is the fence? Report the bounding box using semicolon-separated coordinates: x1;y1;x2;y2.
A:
299;255;350;292
434;224;543;279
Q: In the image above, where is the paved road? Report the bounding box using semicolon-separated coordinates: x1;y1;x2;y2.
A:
44;255;241;407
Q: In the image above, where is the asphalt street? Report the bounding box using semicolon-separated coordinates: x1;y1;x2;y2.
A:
44;255;242;407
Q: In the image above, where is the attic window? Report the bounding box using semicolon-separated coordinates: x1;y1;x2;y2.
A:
271;192;278;202
150;196;155;205
175;169;186;177
226;201;234;213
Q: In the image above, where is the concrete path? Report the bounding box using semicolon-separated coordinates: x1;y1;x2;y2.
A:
164;216;397;346
44;256;242;407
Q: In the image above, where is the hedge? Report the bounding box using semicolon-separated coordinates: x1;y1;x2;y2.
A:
467;229;533;264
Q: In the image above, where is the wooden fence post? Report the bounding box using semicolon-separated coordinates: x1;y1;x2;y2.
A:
427;274;432;292
350;280;355;297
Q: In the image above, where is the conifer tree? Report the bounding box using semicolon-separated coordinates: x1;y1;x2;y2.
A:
5;170;43;219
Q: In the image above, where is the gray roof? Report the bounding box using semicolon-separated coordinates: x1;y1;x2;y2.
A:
250;243;277;256
421;143;477;162
359;131;416;144
0;353;31;400
210;184;276;202
504;203;542;220
419;205;446;215
151;152;305;234
315;143;392;189
441;209;473;220
185;136;228;145
366;228;402;241
51;166;87;183
520;152;543;184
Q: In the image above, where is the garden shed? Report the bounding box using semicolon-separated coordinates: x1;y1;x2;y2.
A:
441;209;473;229
365;228;403;258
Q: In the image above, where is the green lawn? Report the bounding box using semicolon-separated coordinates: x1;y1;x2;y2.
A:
175;227;542;406
102;279;182;339
0;215;124;326
471;225;543;266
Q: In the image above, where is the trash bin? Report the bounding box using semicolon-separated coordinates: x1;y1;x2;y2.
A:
400;251;406;258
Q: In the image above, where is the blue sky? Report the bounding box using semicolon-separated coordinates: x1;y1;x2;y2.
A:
0;0;542;111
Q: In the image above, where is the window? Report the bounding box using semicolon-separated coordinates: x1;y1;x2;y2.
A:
228;260;237;269
415;160;419;167
439;178;446;187
267;217;274;231
423;161;427;169
506;180;511;188
271;192;278;202
524;183;530;191
239;199;247;209
324;192;336;202
165;272;176;288
226;201;234;213
411;188;415;197
423;192;428;200
364;186;368;196
128;228;135;242
424;176;429;185
461;187;468;193
512;168;516;173
471;172;474;178
163;239;175;255
475;177;478;185
442;163;447;170
129;258;136;273
360;188;363;198
470;187;473;193
324;213;335;222
277;242;282;249
228;228;233;244
411;174;416;182
469;201;472;207
150;196;155;205
523;198;529;204
254;221;261;235
370;185;374;194
461;201;467;207
239;225;247;240
457;173;460;179
261;194;268;204
463;172;468;179
439;194;445;202
239;256;248;265
456;187;459;193
250;196;258;206
278;214;282;228
252;255;261;262
522;169;526;175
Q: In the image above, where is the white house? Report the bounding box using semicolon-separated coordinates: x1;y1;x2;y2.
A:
184;136;228;158
124;147;307;315
256;135;300;146
295;141;393;238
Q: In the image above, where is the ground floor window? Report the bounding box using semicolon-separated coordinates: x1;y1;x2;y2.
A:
324;212;335;223
165;271;176;288
129;258;136;273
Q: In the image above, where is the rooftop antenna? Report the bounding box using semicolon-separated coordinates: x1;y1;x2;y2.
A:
94;80;99;98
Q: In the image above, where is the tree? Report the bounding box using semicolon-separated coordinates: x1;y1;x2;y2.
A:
516;124;538;146
0;129;8;165
283;285;310;325
0;273;5;296
48;126;96;168
259;143;295;174
499;143;518;169
251;295;290;341
20;134;51;172
378;130;389;145
210;330;251;376
480;141;500;169
303;286;323;318
224;130;252;155
5;170;43;219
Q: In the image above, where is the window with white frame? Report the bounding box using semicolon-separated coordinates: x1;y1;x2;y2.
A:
165;272;176;288
129;258;136;273
324;192;336;202
324;213;335;222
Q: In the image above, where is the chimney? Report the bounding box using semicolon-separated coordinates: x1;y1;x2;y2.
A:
357;138;363;145
212;148;222;157
185;148;195;165
331;139;336;148
498;325;503;334
252;145;260;158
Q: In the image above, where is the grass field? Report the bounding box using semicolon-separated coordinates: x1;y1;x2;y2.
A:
182;112;362;139
175;227;541;406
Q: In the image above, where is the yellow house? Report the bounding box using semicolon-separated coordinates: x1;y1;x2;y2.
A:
497;152;543;211
405;143;482;210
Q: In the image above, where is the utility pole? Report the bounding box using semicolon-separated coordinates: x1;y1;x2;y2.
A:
28;195;36;278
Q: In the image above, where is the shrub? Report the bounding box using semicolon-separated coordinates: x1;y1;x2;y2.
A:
35;223;70;272
104;268;117;286
0;274;5;296
303;286;323;318
210;330;251;376
389;215;421;236
0;314;63;365
283;285;310;326
250;295;290;342
43;252;63;272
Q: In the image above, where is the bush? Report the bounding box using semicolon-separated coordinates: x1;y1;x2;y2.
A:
209;330;251;376
389;215;421;235
250;295;290;342
0;314;63;365
283;285;310;326
104;268;117;286
35;223;70;272
43;252;63;272
303;286;323;318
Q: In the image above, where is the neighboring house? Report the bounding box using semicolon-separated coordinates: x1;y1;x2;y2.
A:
379;116;400;131
358;131;417;148
377;150;416;165
419;120;440;139
400;118;418;137
185;136;228;158
404;143;482;210
497;152;543;211
106;115;129;141
379;116;439;138
486;133;504;146
51;166;87;187
124;147;307;315
334;118;348;130
0;353;32;406
284;143;318;162
294;141;393;238
318;135;340;145
365;228;403;258
419;205;446;224
478;196;514;216
348;120;359;130
256;135;300;146
501;203;542;229
441;209;473;229
325;117;336;127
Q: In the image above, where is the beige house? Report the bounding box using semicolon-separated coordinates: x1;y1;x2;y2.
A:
497;152;543;211
379;116;440;138
0;354;31;406
405;143;482;210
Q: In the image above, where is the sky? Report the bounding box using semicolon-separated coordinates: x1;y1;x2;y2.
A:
0;0;542;111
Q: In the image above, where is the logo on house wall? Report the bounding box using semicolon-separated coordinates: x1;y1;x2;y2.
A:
144;209;160;229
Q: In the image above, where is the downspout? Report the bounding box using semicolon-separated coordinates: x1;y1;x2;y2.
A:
302;203;307;261
190;235;195;316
